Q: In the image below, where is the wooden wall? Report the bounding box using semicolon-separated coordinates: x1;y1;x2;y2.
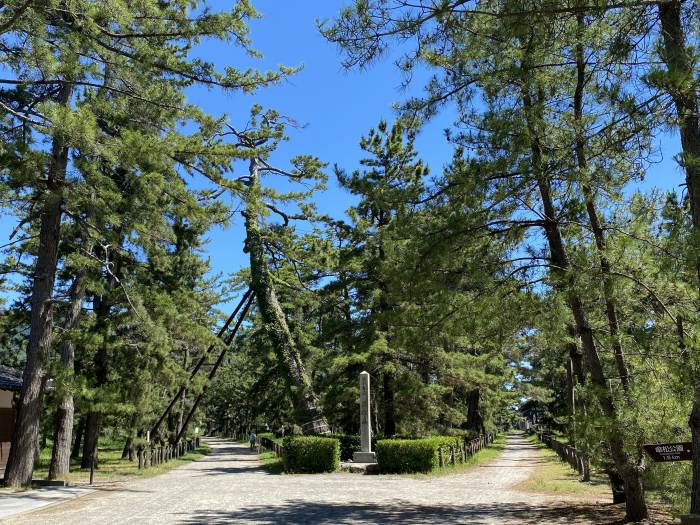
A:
0;406;16;476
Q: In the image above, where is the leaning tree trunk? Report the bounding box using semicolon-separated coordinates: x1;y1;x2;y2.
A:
244;158;329;433
573;16;635;491
4;84;73;488
49;275;87;479
657;1;700;513
521;74;647;520
573;12;630;392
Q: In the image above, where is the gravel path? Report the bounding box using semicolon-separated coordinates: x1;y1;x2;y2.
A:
2;434;624;524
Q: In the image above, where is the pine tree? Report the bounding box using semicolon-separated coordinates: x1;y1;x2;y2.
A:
1;0;288;486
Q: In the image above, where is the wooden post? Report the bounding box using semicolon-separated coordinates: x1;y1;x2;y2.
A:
450;446;456;466
438;448;444;467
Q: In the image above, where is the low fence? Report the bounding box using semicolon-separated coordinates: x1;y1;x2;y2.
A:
436;432;496;468
136;437;201;470
258;436;284;458
535;430;590;480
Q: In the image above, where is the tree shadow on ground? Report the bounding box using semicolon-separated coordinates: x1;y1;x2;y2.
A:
179;499;631;524
193;465;273;476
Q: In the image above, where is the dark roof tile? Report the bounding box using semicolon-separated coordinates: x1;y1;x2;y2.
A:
0;365;23;391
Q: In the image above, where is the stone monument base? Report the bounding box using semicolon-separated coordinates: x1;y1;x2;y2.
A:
353;451;376;463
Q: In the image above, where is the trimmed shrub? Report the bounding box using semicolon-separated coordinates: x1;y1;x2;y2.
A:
282;435;340;473
376;438;439;473
376;436;467;473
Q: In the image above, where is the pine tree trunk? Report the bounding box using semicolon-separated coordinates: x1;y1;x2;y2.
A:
522;75;647;520
3;84;73;488
177;388;187;437
49;403;74;479
573;13;630;391
608;470;627;504
81;411;101;469
71;416;85;459
657;2;700;513
244;158;329;433
79;283;114;468
121;436;132;460
566;358;575;444
48;276;86;479
177;348;189;436
466;389;485;434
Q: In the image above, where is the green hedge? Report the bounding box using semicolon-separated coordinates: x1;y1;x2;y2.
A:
376;436;466;473
282;435;340;473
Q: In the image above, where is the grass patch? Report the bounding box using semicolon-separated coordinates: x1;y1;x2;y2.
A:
258;450;284;474
518;434;609;499
32;441;210;487
409;435;507;478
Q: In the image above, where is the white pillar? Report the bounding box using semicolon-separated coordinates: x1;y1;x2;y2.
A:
353;371;376;463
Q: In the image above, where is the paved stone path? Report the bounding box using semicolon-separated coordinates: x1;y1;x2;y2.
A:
2;434;623;524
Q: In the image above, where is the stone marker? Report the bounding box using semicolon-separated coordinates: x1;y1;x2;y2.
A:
353;371;376;463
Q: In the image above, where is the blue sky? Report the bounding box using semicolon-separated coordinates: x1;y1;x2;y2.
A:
183;0;456;292
0;0;687;309
188;0;685;298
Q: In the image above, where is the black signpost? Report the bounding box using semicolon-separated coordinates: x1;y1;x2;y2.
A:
643;442;692;462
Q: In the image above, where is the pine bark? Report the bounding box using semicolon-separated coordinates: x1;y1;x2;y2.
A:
71;416;85;459
522;75;647;520
177;348;189;436
657;1;700;513
466;389;485;434
3;84;73;487
81;411;101;469
80;291;112;468
244;158;329;433
48;275;86;479
121;436;132;460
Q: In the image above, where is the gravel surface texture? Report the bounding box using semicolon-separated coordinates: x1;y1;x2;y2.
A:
2;434;635;524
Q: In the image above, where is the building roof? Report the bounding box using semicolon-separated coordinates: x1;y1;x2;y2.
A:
0;365;22;391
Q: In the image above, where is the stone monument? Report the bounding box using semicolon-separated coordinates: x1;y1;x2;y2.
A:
353;371;376;463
